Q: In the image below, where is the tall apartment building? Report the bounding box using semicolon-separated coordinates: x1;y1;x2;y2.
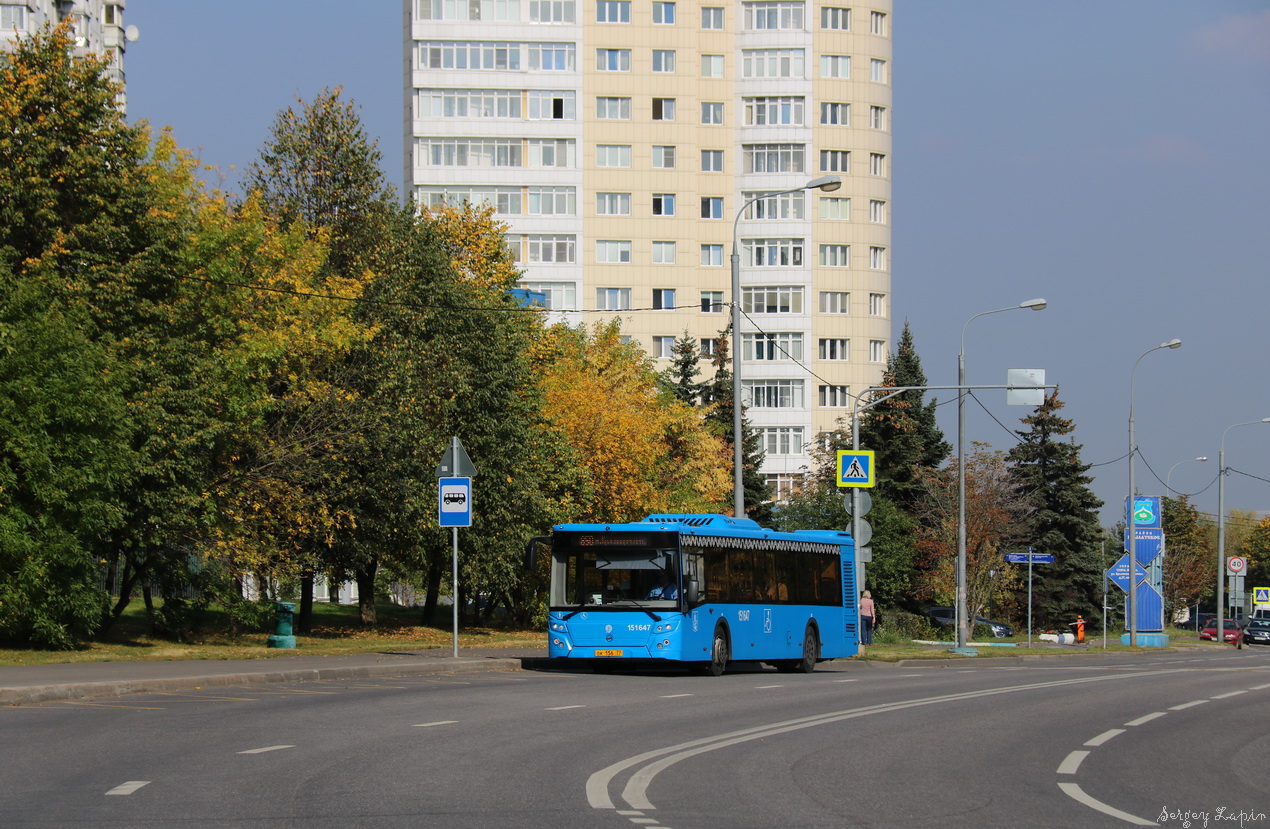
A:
404;0;892;499
1;0;136;110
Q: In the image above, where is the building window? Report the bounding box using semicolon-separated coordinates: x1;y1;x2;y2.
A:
652;336;676;359
760;426;805;455
701;149;724;171
870;152;887;176
597;144;632;167
743;96;805;126
652;98;676;120
596;240;632;263
742;48;805;78
869;246;886;270
529;0;576;23
518;281;577;310
652;145;676;168
820;54;850;78
597;48;632;70
701;54;724;77
701;197;723;219
819;384;851;407
743;332;804;362
416;89;522;119
869;340;887;363
869;200;886;223
527;138;576;167
596;192;631;215
700;337;720;357
765;473;806;501
653;1;676;23
653;288;677;308
420;41;522;70
819;291;849;313
701;290;724;311
869;293;886;316
418;185;522;214
743;1;805;31
820;6;849;29
820;102;849;126
741;286;804;313
527;186;577;215
651;193;676;216
528;42;577;70
743;144;805;173
597;0;631;22
870;10;886;35
742;238;803;267
742;190;805;220
701;102;724;124
512;234;577;263
870;58;887;83
819;197;850;219
819;338;849;361
653;50;677;72
596;288;632;310
420;137;523;167
819;244;849;267
700;246;724;267
870;105;887;130
701;6;723;28
820;150;850;173
528;90;576;120
743;379;805;409
651;241;677;263
597;96;631;119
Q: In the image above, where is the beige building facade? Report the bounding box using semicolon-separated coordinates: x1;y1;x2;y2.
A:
404;0;891;498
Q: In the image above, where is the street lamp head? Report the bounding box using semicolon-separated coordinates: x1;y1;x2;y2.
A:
1161;338;1182;349
1019;298;1047;311
804;174;842;192
1196;456;1209;462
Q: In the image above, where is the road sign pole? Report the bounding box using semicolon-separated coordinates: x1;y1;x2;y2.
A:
452;526;459;658
1028;548;1034;648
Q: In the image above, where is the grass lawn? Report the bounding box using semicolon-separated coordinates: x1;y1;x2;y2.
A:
0;600;546;667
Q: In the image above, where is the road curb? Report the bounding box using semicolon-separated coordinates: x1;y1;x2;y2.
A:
0;658;526;706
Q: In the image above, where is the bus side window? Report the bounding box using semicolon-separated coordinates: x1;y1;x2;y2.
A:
754;550;776;602
704;549;727;602
775;553;796;604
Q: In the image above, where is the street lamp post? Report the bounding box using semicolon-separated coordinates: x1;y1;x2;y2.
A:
1216;418;1270;639
1126;339;1181;647
731;174;841;518
955;299;1047;648
1166;457;1208;495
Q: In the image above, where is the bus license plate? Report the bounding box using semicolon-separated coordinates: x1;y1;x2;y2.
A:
595;650;623;657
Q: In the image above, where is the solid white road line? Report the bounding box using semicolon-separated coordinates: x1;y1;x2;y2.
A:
1057;783;1155;826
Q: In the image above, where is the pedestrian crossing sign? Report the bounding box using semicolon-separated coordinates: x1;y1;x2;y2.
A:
1255;586;1270;607
836;450;875;488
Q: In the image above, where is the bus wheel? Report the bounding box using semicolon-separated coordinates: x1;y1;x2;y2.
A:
796;625;819;673
707;627;729;676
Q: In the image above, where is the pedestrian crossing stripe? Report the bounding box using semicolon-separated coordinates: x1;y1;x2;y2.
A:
1255;587;1270;606
836;450;875;488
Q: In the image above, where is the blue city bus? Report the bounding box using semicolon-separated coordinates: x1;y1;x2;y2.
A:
530;514;858;675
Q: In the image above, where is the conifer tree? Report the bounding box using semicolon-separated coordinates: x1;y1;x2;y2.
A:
1006;391;1105;626
702;327;772;523
855;322;951;510
661;332;703;405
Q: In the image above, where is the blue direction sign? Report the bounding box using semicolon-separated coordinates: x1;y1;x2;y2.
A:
1124;527;1164;567
836;450;875;488
1005;552;1055;564
439;477;472;528
1107;553;1149;593
1126;496;1162;529
1133;581;1164;632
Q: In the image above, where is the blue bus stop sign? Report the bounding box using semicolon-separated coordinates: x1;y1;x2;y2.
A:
439;477;472;528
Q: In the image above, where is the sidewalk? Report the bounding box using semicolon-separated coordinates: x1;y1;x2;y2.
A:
0;647;553;706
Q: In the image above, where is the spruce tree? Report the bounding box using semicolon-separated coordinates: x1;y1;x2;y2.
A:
855;322;951;510
1006;391;1105;626
702;327;772;523
661;331;703;405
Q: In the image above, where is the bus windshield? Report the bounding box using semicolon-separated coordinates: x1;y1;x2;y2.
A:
551;531;682;609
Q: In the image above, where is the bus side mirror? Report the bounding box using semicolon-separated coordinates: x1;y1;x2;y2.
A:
686;579;700;604
525;536;550;570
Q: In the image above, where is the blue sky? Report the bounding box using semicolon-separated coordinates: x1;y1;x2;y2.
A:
124;1;1270;530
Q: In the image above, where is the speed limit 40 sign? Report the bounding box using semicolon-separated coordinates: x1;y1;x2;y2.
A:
1227;556;1247;575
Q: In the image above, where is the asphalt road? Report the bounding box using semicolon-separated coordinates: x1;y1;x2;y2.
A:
2;647;1268;828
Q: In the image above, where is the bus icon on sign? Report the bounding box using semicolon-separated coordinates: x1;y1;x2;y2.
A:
443;492;467;505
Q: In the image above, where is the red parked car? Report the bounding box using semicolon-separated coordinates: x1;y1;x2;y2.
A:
1200;620;1243;642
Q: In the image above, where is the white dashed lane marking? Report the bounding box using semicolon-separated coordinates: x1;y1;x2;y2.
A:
105;781;150;796
237;745;295;755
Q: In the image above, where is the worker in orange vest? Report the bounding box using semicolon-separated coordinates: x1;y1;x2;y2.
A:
1069;616;1086;644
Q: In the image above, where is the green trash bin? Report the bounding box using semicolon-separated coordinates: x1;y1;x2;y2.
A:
267;601;297;649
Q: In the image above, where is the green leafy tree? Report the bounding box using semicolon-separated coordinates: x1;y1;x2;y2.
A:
1005;392;1105;627
855;322;951;510
1161;496;1212;624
